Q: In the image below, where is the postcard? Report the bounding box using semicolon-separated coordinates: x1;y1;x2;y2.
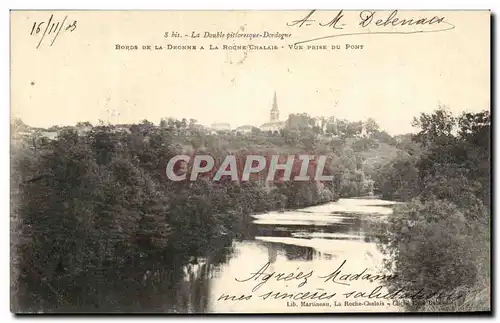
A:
10;10;491;314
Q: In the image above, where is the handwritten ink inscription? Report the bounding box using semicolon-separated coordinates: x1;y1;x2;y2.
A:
217;260;475;306
287;10;456;45
30;14;77;49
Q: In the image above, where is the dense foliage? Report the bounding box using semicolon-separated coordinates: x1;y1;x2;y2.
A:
11;115;380;312
11;107;490;312
373;108;490;312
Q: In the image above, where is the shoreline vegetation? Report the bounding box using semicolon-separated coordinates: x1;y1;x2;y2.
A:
10;108;490;313
371;108;490;312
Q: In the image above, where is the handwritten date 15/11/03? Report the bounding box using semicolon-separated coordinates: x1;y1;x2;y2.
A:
30;14;77;49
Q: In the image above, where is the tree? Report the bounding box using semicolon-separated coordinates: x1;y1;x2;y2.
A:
324;117;338;136
373;107;491;312
343;121;363;138
374;151;419;200
188;119;198;129
76;121;92;128
251;127;261;134
286;113;316;133
12;118;30;133
376;199;480;311
411;106;456;148
365;118;379;134
336;119;348;136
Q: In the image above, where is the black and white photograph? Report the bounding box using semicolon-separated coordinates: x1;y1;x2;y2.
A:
9;9;491;314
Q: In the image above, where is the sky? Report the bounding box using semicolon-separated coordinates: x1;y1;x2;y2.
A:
10;10;490;135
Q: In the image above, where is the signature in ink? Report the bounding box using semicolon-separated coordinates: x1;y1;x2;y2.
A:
287;10;456;45
30;14;77;49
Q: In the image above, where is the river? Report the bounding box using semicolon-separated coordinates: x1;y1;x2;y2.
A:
149;198;403;313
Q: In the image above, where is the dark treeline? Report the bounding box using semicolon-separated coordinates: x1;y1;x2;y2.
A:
11;113;379;312
371;108;490;312
10;107;490;312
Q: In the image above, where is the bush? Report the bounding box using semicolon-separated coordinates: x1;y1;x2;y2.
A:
375;198;488;311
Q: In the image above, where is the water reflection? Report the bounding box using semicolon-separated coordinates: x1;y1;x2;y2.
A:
168;198;400;313
51;198;399;313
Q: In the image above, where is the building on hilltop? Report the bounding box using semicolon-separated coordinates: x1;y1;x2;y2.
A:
234;125;255;134
209;122;231;134
260;91;286;133
270;91;279;122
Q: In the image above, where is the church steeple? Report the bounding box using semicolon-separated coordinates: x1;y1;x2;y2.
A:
270;91;279;122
